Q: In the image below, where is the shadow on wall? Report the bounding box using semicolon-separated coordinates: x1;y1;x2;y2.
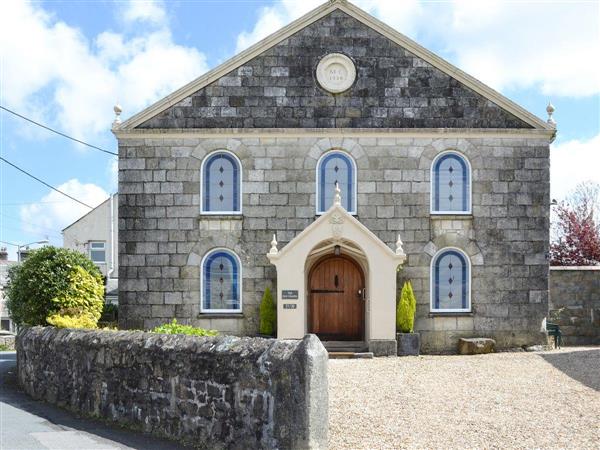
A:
539;348;600;392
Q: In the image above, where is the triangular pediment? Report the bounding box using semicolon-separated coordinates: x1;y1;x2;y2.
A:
117;1;550;131
268;202;405;263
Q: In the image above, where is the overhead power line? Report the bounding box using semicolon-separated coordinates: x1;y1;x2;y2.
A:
0;105;118;156
0;157;94;209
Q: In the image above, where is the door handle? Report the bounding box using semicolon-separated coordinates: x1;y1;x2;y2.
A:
358;288;366;300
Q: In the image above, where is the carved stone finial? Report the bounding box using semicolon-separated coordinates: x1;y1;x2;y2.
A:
395;234;405;256
113;103;122;128
333;182;342;207
546;102;556;127
269;234;278;255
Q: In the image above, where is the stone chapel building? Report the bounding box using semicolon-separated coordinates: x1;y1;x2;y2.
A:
114;0;556;355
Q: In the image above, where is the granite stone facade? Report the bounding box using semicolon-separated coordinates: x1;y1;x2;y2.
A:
139;10;530;130
549;267;600;345
118;135;550;352
17;327;329;449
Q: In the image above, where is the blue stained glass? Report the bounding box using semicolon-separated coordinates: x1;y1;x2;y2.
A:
203;153;240;212
433;153;470;212
433;250;469;310
318;152;355;213
203;250;240;311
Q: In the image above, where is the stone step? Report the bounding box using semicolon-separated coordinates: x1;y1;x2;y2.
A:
328;351;374;359
322;341;367;352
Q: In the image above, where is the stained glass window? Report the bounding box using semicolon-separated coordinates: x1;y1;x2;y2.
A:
202;250;241;312
432;249;470;311
432;152;470;213
317;151;356;213
202;152;241;213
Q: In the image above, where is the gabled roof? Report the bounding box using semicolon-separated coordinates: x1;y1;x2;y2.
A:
116;0;551;131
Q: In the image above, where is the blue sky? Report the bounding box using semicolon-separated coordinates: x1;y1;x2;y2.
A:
1;0;599;259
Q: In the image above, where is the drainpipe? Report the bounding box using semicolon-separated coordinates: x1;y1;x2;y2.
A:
107;193;115;280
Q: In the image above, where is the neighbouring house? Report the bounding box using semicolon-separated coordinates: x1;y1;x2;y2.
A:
63;194;119;303
113;0;555;354
0;248;17;332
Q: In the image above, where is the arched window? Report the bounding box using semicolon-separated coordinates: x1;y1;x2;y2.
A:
431;151;471;214
201;151;241;214
201;249;241;313
431;248;471;312
317;151;356;214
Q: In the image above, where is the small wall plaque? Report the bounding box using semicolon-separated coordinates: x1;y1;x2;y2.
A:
283;304;297;309
282;290;299;300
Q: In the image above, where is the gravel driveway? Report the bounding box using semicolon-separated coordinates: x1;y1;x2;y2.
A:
329;347;600;449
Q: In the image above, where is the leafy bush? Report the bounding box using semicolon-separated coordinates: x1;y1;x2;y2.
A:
152;319;218;336
396;281;416;333
259;287;276;336
6;246;104;327
47;313;98;329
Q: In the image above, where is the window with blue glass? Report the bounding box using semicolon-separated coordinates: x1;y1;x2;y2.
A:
431;249;470;312
201;152;241;213
317;151;356;213
201;249;241;313
431;152;471;214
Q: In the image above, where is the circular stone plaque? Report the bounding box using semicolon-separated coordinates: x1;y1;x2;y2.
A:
316;53;356;94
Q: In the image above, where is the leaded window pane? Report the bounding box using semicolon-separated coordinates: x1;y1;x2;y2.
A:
203;153;240;212
433;154;469;212
433;250;469;310
203;251;240;311
318;152;354;213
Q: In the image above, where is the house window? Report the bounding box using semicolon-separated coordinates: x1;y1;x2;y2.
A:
431;248;471;312
201;151;241;214
89;242;106;264
431;151;471;214
201;249;241;313
317;151;356;214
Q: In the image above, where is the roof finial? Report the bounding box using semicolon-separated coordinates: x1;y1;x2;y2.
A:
112;103;122;128
395;234;405;256
333;182;342;207
546;102;556;127
269;234;278;255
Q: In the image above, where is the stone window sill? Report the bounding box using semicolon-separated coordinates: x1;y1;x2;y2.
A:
198;214;243;220
197;313;245;319
428;312;473;318
429;214;473;220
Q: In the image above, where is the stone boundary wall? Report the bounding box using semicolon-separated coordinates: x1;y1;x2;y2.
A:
549;267;600;345
17;328;328;449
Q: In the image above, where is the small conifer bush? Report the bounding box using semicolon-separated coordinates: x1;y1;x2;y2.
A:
396;281;417;333
259;287;276;336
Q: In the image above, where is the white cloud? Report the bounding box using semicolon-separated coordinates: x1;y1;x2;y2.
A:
551;134;600;201
0;0;208;140
20;179;109;237
235;0;599;98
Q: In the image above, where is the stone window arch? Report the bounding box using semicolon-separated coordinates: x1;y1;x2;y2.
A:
201;151;242;214
431;151;471;214
430;247;471;312
201;249;242;313
316;150;357;214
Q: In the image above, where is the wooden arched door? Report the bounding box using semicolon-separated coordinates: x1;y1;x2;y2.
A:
308;255;365;341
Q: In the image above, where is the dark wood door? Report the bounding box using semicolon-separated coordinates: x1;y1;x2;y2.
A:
308;255;365;341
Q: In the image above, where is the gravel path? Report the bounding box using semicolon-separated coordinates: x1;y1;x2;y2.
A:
329;347;600;449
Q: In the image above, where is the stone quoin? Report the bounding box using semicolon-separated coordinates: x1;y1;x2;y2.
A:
113;0;555;354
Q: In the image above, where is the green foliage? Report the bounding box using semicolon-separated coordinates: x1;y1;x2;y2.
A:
396;281;417;333
259;287;276;336
6;246;104;327
152;319;218;336
47;313;98;329
0;344;10;351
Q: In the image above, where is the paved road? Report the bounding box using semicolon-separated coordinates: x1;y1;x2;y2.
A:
0;352;188;450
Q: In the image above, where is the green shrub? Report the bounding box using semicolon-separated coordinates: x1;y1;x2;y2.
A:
258;287;276;336
47;313;98;329
6;246;104;327
396;281;416;333
152;319;218;336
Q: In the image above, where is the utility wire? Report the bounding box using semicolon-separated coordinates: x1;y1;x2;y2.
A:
0;157;94;209
0;105;118;156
